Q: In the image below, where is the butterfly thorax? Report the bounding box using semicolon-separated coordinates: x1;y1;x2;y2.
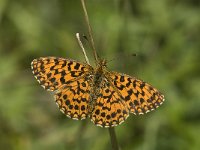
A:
88;59;108;113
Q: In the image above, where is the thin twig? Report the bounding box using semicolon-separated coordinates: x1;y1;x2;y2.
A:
109;128;120;150
75;121;87;150
76;33;90;65
80;0;98;63
80;1;120;150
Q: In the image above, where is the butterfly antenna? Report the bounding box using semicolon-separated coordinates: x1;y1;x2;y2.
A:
107;53;137;64
76;33;90;65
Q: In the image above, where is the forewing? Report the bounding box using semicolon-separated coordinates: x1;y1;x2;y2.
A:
109;72;165;115
31;57;92;91
90;80;129;127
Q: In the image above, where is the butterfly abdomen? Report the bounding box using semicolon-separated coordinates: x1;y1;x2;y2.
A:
88;69;105;113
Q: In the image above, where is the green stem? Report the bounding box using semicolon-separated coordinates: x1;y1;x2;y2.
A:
108;127;120;150
80;1;120;150
80;0;98;63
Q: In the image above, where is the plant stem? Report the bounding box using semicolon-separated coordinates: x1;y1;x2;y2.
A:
109;128;119;150
80;0;98;63
76;33;90;65
80;1;120;150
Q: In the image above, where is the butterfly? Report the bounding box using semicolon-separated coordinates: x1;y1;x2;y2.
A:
31;57;164;127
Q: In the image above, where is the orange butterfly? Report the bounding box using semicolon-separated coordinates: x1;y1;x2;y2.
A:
31;57;164;127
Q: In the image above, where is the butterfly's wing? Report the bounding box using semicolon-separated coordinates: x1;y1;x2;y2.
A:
108;72;165;115
31;57;93;120
90;78;129;127
55;76;93;120
31;57;92;91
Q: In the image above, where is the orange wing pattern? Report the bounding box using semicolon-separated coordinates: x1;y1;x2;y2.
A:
31;57;92;91
31;57;93;120
90;79;129;127
55;77;93;120
108;72;165;115
31;57;165;127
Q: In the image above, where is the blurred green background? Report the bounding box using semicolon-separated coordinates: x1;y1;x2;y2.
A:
0;0;200;150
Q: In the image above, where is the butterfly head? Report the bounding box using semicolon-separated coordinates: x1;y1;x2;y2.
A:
99;58;107;67
96;58;107;72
